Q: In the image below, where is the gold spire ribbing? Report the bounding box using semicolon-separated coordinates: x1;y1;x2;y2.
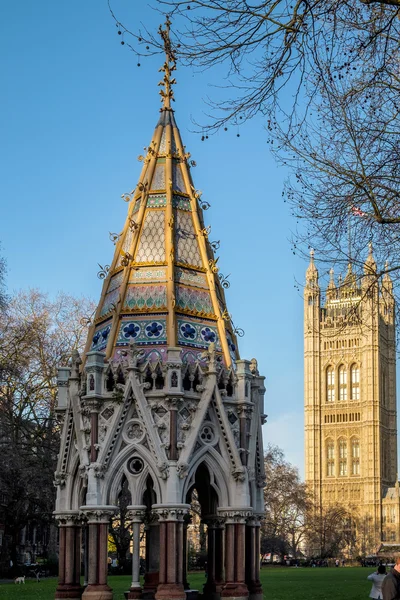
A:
158;17;176;110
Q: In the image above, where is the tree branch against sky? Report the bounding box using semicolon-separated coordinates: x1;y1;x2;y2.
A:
127;0;400;300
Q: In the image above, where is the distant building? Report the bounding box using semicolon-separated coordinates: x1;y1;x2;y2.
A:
304;246;400;552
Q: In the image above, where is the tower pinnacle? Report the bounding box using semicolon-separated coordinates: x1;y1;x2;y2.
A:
158;17;176;110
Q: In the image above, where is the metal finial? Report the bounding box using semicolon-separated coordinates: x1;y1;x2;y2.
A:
158;17;176;109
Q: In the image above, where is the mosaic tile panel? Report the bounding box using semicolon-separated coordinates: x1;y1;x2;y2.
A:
159;129;167;154
159;128;177;154
132;199;141;214
150;164;166;191
176;285;214;315
226;330;238;362
147;194;166;208
173;162;186;193
177;317;221;350
130;267;167;284
175;268;208;289
100;287;120;316
122;227;133;254
112;346;167;363
173;195;191;211
135;210;166;263
117;318;167;346
123;284;167;311
175;210;202;267
91;321;112;351
108;271;124;293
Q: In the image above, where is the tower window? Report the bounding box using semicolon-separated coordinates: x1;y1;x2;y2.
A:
327;367;335;402
339;439;347;476
327;441;335;477
350;365;360;400
339;366;347;401
351;439;360;476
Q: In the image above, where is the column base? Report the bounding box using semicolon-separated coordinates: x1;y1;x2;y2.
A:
82;584;113;600
55;583;84;599
155;583;186;600
221;582;249;600
248;594;263;600
202;592;220;600
247;581;262;600
125;587;142;599
142;572;159;599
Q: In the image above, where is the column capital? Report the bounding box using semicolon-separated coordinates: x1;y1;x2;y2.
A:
80;505;117;523
246;513;263;527
152;503;191;521
218;507;253;524
202;515;225;528
54;510;83;527
127;505;147;522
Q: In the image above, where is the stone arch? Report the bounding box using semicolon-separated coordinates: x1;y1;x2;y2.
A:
67;453;82;510
105;444;162;507
183;448;230;507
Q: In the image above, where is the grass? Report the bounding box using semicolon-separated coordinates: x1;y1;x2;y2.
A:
0;567;374;600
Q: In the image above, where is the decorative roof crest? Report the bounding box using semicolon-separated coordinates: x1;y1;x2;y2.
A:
158;17;176;110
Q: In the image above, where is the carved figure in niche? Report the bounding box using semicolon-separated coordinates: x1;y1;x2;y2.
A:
171;371;178;388
89;374;95;391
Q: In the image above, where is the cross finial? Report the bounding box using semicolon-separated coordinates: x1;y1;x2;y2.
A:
158;17;176;110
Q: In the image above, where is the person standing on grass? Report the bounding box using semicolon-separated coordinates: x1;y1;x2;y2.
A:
368;565;386;600
382;559;400;600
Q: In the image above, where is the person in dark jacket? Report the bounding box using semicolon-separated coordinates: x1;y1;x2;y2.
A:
382;558;400;600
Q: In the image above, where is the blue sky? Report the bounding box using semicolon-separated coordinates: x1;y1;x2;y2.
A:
0;1;311;475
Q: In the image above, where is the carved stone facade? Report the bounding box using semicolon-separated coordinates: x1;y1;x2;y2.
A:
54;21;265;600
304;249;398;552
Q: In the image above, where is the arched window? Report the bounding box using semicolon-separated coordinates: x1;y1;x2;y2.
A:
327;440;335;477
339;439;347;476
350;364;360;400
327;367;335;402
339;365;347;401
351;439;360;476
381;367;387;406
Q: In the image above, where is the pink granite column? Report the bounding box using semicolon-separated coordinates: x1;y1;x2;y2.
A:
154;505;190;600
203;519;217;599
214;520;225;595
143;516;160;599
81;507;115;600
54;513;83;600
245;517;263;600
221;511;249;600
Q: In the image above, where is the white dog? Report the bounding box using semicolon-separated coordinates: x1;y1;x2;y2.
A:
15;575;25;584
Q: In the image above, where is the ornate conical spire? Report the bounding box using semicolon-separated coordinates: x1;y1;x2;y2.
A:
382;260;394;296
326;267;336;300
364;242;377;275
306;249;319;287
158;17;176;111
84;23;238;367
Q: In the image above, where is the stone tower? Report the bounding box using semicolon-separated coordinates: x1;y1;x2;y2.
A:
53;20;266;600
304;247;397;551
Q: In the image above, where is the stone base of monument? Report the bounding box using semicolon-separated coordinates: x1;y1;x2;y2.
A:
155;583;187;600
54;584;84;599
81;583;113;600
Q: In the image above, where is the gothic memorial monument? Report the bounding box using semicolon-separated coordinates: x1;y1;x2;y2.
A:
54;21;266;600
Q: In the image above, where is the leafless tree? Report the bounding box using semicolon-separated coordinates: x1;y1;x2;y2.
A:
262;445;312;560
0;289;95;569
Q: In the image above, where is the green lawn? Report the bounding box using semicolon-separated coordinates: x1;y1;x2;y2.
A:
0;567;374;600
